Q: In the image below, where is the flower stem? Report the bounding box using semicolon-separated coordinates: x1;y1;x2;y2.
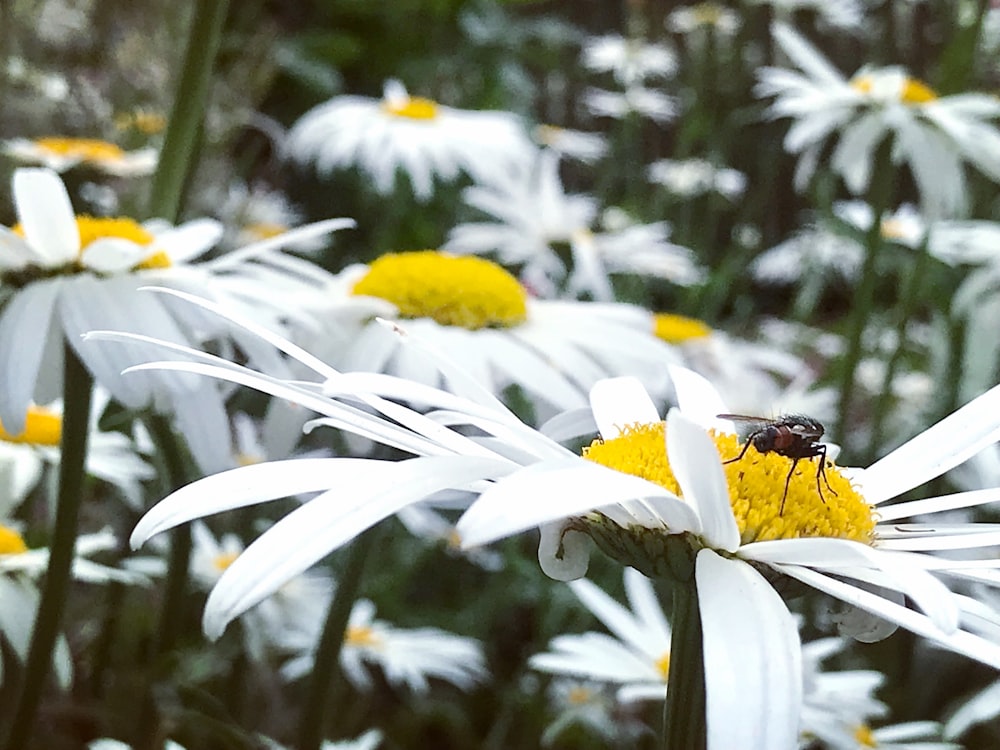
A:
298;527;381;750
146;0;230;223
833;150;896;448
3;343;93;750
663;582;706;750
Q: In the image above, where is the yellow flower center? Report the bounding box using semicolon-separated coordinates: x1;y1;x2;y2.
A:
851;73;938;104
14;216;171;271
655;652;670;681
0;525;28;555
566;685;595;705
582;423;875;544
351;251;528;330
653;313;713;344
114;110;166;135
854;724;878;747
345;625;382;648
534;124;563;146
689;2;726;25
0;405;62;445
244;222;288;241
212;551;240;572
34;137;126;162
382;95;439;120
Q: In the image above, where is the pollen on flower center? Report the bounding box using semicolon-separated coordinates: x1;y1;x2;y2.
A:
582;422;876;545
351;251;529;330
34;137;126;162
0;525;28;555
655;652;670;681
0;405;62;445
382;95;439;120
653;312;713;344
345;625;381;648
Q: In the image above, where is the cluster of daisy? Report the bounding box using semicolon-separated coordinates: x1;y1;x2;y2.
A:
3;2;1000;749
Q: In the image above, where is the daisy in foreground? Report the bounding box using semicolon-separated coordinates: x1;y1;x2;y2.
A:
97;295;1000;748
3;136;157;176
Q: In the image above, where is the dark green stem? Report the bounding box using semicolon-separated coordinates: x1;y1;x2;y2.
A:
867;241;932;456
3;344;93;750
833;150;896;447
146;0;230;222
298;528;381;750
662;582;706;750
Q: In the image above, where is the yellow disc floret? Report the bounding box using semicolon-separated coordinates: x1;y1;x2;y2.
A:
351;251;528;330
345;624;382;648
0;525;28;555
851;73;938;104
0;405;62;445
382;95;439;120
653;313;713;344
34;137;126;163
583;422;875;545
212;551;240;572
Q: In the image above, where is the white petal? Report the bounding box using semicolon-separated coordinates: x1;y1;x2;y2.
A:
860;381;1000;504
203;455;509;637
666;410;740;551
150;218;223;262
697;550;801;750
589;377;660;439
537;522;592;580
12;168;79;264
667;365;732;431
81;238;147;273
876;487;1000;521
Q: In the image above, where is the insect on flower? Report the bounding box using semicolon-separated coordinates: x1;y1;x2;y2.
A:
717;414;838;514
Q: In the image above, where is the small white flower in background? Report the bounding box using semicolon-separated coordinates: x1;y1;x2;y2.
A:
744;0;865;31
285;79;535;201
580;34;678;86
0;167;350;474
530;568;671;703
445;151;702;300
3;137;157;176
756;22;1000;218
840;721;960;750
543;679;648;746
582;85;677;124
665;3;741;37
647;158;747;200
532;125;608;164
203;181;324;252
0;526;148;688
88;740;187;750
280;597;488;694
750;218;864;285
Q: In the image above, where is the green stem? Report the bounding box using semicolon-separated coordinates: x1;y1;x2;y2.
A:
3;344;93;750
146;0;230;223
298;528;381;750
867;242;932;456
833;150;896;447
662;582;706;750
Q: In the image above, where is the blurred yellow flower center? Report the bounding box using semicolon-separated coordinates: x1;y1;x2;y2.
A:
655;652;670;681
854;724;877;747
351;251;528;330
689;2;726;25
345;624;381;648
0;405;62;445
653;313;713;344
582;423;875;544
244;222;288;240
114;110;167;135
534;124;564;146
213;551;240;572
566;685;595;705
383;95;439;120
34;137;125;162
0;525;28;555
851;73;938;104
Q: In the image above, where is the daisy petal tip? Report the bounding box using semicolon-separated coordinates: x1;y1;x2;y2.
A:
374;317;408;337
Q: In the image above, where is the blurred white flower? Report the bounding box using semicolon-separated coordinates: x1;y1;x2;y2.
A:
580;34;678;86
757;22;1000;218
533;125;607;164
286;79;535;200
666;3;741;36
582;86;677;124
3;137;156;176
647;158;747;199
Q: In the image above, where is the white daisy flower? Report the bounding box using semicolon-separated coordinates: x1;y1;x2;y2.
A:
107;303;1000;748
88;740;186;750
580;34;678;86
744;0;865;31
3;137;157;176
445;151;701;299
0;167;349;473
280;597;488;694
530;568;672;703
532;125;608;164
543;679;648;746
665;3;741;37
839;721;960;750
204;181;323;252
320;730;383;750
285;79;535;200
647;158;747;200
756;22;1000;218
292;250;681;413
582;86;677;124
750;221;864;285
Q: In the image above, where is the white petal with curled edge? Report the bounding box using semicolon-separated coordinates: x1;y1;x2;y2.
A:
457;458;700;549
12;168;79;264
202;455;512;638
666;409;740;552
537;522;591;581
130;458;370;548
667;365;732;432
589;377;659;439
697;550;802;750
